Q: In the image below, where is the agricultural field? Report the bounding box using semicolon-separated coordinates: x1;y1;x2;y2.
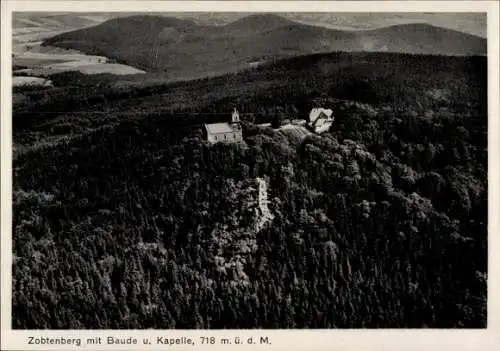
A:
12;76;53;88
12;15;145;80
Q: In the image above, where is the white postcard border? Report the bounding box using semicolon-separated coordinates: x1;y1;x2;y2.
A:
1;1;499;351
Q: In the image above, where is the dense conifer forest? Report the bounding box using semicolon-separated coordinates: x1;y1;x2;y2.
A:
12;52;487;328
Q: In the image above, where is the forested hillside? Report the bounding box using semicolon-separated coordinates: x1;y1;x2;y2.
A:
41;14;486;81
12;52;487;328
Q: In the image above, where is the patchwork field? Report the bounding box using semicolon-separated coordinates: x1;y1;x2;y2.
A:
13;41;146;77
12;76;53;87
13;15;145;80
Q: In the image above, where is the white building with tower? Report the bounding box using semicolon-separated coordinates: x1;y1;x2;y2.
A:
204;108;243;144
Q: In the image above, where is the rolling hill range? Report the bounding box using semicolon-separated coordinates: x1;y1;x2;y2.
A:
42;14;487;81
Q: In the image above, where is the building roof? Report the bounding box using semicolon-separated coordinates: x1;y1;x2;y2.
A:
205;123;234;134
309;108;333;123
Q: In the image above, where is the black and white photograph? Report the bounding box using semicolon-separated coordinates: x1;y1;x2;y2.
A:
3;1;495;339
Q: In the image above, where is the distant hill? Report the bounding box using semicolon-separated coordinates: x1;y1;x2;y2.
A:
13;13;104;46
42;14;487;80
13;13;101;31
357;23;487;55
222;13;297;36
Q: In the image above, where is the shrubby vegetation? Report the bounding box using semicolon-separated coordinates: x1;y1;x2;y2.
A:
12;52;487;328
